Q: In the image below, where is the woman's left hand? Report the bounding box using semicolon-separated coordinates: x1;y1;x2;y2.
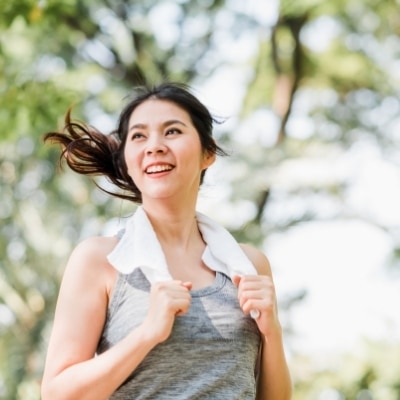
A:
232;274;280;338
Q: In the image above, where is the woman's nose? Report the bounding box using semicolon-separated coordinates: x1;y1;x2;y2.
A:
145;135;167;155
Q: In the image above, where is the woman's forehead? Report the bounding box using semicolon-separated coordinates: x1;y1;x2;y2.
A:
129;99;190;123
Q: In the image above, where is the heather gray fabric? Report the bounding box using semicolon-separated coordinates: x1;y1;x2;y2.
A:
97;269;261;399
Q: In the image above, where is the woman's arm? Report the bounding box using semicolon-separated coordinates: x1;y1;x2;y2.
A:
41;236;191;400
235;244;292;400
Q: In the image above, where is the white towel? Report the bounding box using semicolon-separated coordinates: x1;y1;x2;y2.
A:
107;206;257;282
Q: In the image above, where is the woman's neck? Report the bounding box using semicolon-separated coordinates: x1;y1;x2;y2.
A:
142;201;203;251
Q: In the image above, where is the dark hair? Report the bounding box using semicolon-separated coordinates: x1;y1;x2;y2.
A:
44;82;227;203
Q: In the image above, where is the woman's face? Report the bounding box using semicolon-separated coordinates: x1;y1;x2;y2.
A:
124;99;215;203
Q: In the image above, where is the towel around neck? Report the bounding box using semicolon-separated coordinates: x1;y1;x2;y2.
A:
107;206;257;283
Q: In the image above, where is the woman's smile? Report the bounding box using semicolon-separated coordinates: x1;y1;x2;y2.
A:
144;163;174;175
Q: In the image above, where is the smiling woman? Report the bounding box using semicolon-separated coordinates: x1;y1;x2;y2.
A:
124;99;216;205
41;82;292;400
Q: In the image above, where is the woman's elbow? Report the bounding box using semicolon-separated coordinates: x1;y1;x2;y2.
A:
41;379;65;400
41;380;55;400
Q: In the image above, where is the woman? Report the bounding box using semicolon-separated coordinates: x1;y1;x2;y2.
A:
41;82;292;399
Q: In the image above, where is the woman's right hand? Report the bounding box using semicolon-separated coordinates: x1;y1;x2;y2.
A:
143;280;192;344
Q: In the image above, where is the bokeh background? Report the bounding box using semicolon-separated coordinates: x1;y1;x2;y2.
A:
1;0;400;399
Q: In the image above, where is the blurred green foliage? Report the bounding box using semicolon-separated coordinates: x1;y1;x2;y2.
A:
1;0;399;398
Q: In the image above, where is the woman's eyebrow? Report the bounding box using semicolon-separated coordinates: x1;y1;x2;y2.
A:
129;123;146;132
129;120;188;131
163;119;188;128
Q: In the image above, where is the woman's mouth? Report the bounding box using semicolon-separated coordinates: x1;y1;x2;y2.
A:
145;164;174;174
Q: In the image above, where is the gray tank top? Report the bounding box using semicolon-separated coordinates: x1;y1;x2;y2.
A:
97;268;261;399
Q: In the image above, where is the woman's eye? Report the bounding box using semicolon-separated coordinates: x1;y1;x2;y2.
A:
131;133;144;140
166;128;181;135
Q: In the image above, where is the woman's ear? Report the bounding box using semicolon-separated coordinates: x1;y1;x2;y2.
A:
202;150;216;170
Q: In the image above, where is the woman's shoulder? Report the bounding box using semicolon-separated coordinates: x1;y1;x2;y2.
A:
63;235;120;293
72;235;119;259
239;243;272;277
67;235;120;271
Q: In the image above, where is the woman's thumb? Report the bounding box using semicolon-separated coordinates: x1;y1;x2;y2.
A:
231;274;241;287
